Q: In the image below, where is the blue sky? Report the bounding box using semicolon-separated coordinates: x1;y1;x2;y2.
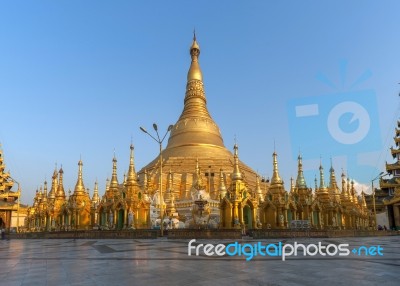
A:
1;1;400;204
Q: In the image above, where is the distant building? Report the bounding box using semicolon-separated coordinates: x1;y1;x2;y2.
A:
381;121;400;230
0;146;25;230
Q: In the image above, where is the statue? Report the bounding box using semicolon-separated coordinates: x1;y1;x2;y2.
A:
332;216;337;227
109;211;114;228
128;210;134;229
279;214;284;226
256;217;262;229
234;216;240;229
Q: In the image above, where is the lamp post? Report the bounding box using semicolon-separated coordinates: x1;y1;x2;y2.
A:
140;123;173;237
371;172;384;229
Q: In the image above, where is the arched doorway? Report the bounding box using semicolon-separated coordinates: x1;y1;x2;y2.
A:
243;205;253;229
118;209;124;229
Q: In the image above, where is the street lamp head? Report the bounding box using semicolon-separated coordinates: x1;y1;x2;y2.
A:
168;124;173;131
379;172;384;176
153;123;158;131
140;127;147;134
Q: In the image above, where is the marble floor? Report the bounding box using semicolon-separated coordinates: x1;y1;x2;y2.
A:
0;236;399;286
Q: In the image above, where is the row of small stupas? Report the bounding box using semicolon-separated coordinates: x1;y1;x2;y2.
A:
25;143;370;231
25;34;371;231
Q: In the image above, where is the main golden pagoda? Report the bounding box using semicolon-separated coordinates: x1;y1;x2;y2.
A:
25;34;371;232
138;34;258;192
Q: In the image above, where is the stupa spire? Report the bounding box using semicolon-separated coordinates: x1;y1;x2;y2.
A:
92;180;100;204
231;143;243;181
48;166;58;199
219;168;227;199
296;154;307;188
256;174;264;202
271;151;282;185
187;30;202;82
126;144;137;185
319;163;326;189
165;33;225;150
74;159;85;194
110;155;119;190
56;167;65;197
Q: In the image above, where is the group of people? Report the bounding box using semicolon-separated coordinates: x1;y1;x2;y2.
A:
0;228;6;240
377;225;388;231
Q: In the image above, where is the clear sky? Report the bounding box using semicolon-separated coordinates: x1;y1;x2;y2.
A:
1;1;400;204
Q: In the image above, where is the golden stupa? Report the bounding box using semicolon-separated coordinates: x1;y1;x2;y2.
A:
25;34;371;232
138;34;258;198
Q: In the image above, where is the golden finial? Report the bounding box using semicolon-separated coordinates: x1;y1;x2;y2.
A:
74;158;85;193
256;174;263;202
231;143;242;181
270;150;282;185
296;152;307;188
127;143;137;185
56;165;65;197
219;168;227;199
144;169;148;190
319;160;326;189
195;157;200;175
110;154;119;189
188;32;202;81
314;175;318;190
168;170;173;190
329;157;338;189
290;177;295;193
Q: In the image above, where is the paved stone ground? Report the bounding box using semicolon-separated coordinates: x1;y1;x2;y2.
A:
0;236;398;286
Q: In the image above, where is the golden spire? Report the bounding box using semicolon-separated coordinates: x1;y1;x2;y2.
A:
48;166;58;199
341;171;348;199
270;151;282;185
346;176;352;199
231;143;243;181
314;175;318;191
56;167;65;197
219;168;227;199
43;181;48;202
290;177;295;193
195;157;200;176
92;180;100;204
296;154;307;189
165;34;225;150
351;179;356;198
110;155;119;190
143;169;148;190
188;30;202;82
167;170;173;190
105;178;110;193
329;159;335;185
329;159;340;194
256;174;264;202
193;158;205;190
361;191;367;208
126;144;137;185
318;163;328;192
74;159;85;194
